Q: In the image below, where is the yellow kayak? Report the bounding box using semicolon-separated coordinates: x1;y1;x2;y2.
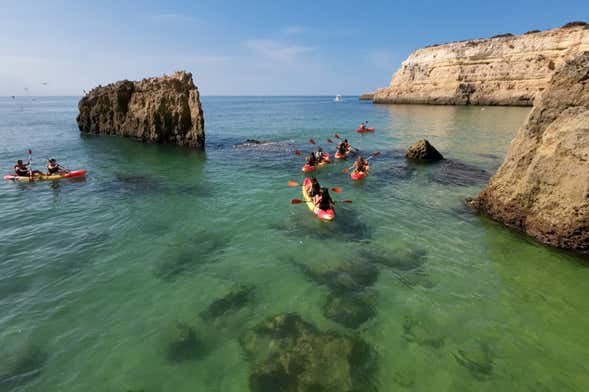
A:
4;170;87;182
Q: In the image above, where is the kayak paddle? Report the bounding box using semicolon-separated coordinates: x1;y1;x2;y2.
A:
287;181;342;193
295;150;303;156
27;149;32;180
327;138;333;143
291;198;352;204
309;138;316;145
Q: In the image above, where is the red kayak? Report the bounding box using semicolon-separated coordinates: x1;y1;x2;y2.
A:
356;127;375;133
334;148;351;159
4;169;87;182
302;153;331;172
302;178;335;221
350;164;369;181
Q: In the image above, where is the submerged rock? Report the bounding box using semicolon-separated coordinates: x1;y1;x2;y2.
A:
154;232;228;281
240;313;376;392
77;71;205;148
323;292;376;329
406;139;444;162
361;245;427;272
165;323;204;362
469;51;589;253
402;315;445;349
453;342;495;380
431;160;491;187
0;346;47;389
201;285;255;320
294;258;379;294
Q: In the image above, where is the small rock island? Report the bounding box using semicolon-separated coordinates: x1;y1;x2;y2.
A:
77;71;205;148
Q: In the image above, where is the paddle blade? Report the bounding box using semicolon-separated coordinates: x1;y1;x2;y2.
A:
309;138;316;145
327;139;333;143
295;150;302;156
291;199;305;204
371;151;381;157
331;187;342;193
334;133;341;139
340;200;353;203
28;149;32;154
342;168;350;174
288;181;300;187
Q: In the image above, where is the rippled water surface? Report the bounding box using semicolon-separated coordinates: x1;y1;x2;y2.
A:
1;96;588;391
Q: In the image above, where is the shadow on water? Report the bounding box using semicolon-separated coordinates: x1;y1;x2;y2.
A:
273;206;372;243
0;346;47;392
154;230;229;281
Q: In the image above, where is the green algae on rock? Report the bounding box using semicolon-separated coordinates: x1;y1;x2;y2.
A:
240;313;377;392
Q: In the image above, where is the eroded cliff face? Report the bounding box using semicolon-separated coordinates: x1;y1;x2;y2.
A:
374;25;589;106
468;51;589;253
77;71;205;148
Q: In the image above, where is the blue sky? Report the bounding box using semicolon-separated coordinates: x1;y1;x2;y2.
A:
1;0;587;95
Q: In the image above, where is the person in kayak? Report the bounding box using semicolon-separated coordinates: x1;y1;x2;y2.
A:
306;152;317;167
317;187;335;211
14;160;30;176
337;142;347;155
13;160;42;177
353;155;368;173
343;139;350;150
359;122;366;131
46;158;67;175
305;177;322;203
314;147;324;163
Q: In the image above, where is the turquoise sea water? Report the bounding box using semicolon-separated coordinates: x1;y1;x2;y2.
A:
1;96;588;391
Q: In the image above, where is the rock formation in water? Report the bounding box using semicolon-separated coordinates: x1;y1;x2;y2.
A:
359;93;375;100
240;313;376;391
374;23;589;106
468;51;589;253
406;139;444;162
77;71;205;148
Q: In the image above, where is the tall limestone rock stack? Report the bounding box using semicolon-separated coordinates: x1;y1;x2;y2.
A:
468;51;589;253
77;71;205;148
374;23;589;106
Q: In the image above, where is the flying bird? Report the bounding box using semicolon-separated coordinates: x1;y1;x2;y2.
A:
41;82;48;85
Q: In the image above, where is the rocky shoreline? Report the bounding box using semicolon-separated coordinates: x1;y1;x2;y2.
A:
468;51;589;253
373;23;589;106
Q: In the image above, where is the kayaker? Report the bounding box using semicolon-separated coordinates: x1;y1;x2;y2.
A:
307;152;317;167
317;187;335;211
46;159;60;175
14;160;30;177
306;177;322;203
314;147;324;163
337;142;347;155
359;122;366;130
343;139;350;150
353;156;368;173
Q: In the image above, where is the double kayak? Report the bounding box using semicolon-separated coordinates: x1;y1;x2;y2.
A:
356;127;375;133
351;165;369;181
4;169;87;182
334;148;351;159
302;153;331;173
302;178;335;221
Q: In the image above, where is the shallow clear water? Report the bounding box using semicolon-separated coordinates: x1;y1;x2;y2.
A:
1;96;588;391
